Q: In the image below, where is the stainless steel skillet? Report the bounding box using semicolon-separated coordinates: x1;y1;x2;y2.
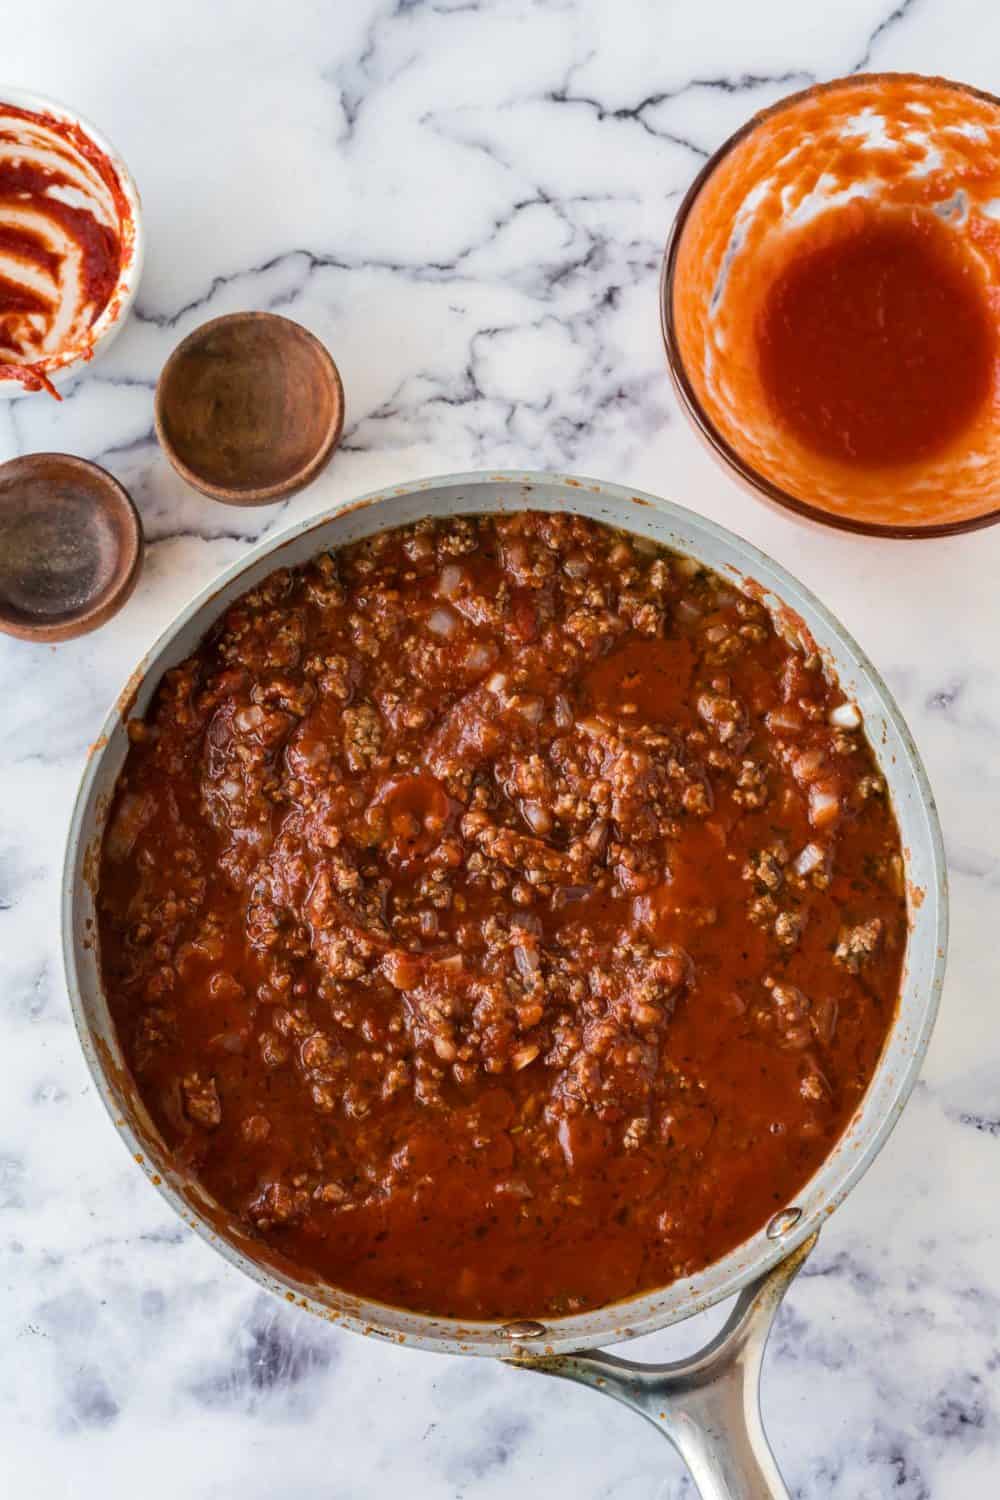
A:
62;471;947;1500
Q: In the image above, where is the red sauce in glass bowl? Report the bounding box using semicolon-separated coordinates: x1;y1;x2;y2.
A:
756;206;996;468
667;74;1000;534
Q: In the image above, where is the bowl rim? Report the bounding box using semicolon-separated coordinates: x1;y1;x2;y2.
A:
660;70;1000;540
61;468;949;1356
0;86;144;396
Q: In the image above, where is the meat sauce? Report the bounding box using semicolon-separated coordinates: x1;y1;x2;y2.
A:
98;513;906;1320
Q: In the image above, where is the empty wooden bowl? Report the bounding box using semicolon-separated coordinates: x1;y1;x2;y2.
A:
0;453;143;642
154;312;344;505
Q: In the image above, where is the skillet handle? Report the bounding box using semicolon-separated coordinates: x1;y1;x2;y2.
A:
511;1232;818;1500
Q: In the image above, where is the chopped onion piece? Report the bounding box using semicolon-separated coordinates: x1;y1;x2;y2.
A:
464;641;496;672
552;885;594;909
495;1176;533;1197
584;817;609;854
428;606;460;639
523;800;552;834
808;783;841;829
432;1034;457;1063
793;748;826;784
511;695;544;724
812;994;839;1046
512;944;540;978
765;706;804;735
578;716;607;737
486;672;508;697
233;705;265;733
829;702;861;730
384;952;422;990
794;842;826;876
553;693;573;729
438;563;466;599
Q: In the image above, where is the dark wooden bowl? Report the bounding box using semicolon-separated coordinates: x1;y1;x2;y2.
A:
154;312;344;505
0;453;143;642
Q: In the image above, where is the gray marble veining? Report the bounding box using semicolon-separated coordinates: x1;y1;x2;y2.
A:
2;2;999;1496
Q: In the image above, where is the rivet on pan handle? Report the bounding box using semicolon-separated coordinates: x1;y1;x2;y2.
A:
510;1231;818;1500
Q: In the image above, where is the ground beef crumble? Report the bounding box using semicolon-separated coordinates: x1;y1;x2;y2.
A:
98;511;906;1320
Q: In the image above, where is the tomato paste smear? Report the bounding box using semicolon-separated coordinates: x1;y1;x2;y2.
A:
0;106;129;392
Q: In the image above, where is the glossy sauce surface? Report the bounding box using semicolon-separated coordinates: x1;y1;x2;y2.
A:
757;208;996;467
98;514;906;1319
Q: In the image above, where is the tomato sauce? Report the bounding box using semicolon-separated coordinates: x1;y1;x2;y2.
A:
98;514;906;1320
756;208;996;467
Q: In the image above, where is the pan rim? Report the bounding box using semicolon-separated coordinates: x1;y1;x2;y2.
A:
61;468;948;1356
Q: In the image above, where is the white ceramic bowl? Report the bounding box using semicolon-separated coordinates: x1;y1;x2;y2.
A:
0;87;143;398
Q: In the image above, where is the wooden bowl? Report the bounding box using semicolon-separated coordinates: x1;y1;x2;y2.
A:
0;453;143;642
154;312;344;505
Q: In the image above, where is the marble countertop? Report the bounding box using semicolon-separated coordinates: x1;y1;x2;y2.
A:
3;3;999;1496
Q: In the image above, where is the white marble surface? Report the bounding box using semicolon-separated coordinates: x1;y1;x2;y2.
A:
2;2;999;1496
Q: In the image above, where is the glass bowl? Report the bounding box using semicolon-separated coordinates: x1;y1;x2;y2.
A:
661;73;1000;538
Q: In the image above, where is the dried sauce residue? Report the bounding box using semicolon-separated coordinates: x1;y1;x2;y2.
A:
0;102;134;395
